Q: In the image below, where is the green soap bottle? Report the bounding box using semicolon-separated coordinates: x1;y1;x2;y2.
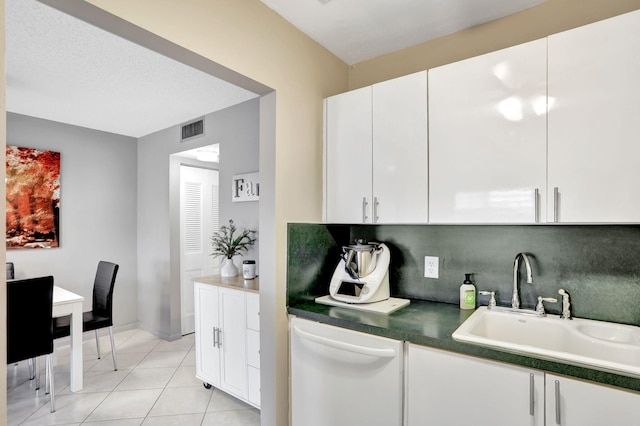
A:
459;273;476;310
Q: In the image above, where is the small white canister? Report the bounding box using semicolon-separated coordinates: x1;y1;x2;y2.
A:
242;260;256;279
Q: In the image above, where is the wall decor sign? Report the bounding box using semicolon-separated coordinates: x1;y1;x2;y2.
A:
232;172;259;202
6;146;61;249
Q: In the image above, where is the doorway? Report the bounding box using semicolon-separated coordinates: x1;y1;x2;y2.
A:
179;164;219;335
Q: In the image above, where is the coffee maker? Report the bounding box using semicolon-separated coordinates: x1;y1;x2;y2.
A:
329;239;390;304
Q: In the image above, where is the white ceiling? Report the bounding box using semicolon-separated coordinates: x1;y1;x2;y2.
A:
6;0;547;139
5;0;259;138
261;0;547;65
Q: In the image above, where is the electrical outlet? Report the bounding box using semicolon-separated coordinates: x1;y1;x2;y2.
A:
424;256;439;279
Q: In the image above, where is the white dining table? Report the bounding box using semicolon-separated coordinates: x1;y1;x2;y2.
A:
53;286;84;392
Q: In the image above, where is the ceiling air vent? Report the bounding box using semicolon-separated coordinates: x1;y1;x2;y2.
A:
181;118;204;142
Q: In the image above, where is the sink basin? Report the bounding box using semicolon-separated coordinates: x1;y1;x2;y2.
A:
452;306;640;377
574;321;640;345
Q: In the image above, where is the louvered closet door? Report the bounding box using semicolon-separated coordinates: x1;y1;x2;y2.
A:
180;165;219;335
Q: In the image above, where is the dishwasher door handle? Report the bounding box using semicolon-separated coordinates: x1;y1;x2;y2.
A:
293;326;396;358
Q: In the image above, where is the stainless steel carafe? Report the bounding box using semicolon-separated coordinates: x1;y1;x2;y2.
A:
341;239;382;279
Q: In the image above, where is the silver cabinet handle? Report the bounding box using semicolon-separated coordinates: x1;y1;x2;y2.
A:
362;197;368;223
213;327;222;348
529;373;535;416
555;380;561;425
534;188;539;223
373;197;379;223
553;187;559;223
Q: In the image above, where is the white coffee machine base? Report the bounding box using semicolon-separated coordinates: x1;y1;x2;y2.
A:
315;295;410;315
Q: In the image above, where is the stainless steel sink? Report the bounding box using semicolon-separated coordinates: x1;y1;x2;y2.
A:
452;306;640;377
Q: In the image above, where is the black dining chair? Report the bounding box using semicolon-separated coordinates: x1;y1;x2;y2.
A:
53;261;119;370
5;262;34;377
6;261;15;280
7;276;56;412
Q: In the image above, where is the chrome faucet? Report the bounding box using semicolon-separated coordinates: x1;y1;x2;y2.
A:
511;253;533;309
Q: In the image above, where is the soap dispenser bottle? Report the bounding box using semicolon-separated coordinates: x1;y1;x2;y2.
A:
459;273;476;310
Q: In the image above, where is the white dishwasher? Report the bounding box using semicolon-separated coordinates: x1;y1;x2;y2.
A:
290;316;404;426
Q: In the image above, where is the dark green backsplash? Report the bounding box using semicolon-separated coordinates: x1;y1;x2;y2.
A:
287;223;640;325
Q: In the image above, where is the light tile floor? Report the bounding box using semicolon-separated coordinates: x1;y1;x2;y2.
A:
6;329;260;425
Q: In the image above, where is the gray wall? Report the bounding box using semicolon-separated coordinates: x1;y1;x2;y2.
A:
6;112;138;330
218;111;260;273
5;98;260;341
138;98;260;340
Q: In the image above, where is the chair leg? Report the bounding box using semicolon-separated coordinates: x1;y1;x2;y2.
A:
28;358;35;380
95;329;101;359
109;326;118;371
45;358;50;395
46;354;55;412
34;356;40;390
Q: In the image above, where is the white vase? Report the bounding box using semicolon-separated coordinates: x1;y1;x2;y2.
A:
221;258;239;277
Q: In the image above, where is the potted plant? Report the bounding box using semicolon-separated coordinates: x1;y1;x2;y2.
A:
210;219;257;277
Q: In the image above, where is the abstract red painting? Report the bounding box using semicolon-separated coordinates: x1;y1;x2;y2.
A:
6;146;61;249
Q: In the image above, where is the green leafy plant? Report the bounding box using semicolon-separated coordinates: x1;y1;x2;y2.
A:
210;219;257;259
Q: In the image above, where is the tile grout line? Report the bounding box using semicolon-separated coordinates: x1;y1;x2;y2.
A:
138;344;201;424
78;331;166;424
9;331;229;426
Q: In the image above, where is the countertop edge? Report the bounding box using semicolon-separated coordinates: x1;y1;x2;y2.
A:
194;275;259;293
287;302;640;394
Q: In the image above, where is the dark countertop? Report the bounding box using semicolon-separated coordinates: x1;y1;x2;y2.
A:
288;299;640;393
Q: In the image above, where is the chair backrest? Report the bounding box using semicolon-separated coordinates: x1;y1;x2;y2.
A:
7;276;54;364
6;262;14;280
92;261;119;324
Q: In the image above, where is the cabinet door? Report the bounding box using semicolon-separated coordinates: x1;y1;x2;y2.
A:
372;71;428;223
247;366;261;408
246;292;260;331
548;11;640;223
324;86;373;223
218;287;248;399
194;283;220;387
407;344;544;426
429;40;547;223
291;317;403;426
546;374;640;426
247;330;260;369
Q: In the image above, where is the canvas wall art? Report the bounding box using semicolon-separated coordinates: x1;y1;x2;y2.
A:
6;146;61;249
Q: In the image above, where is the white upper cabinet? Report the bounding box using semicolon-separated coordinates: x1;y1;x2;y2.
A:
325;86;373;223
326;10;639;225
429;39;547;223
547;10;640;223
324;71;428;223
372;71;428;223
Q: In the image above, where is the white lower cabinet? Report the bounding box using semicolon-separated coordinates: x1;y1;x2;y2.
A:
194;281;260;408
407;344;545;426
246;292;261;407
545;374;640;426
407;344;640;426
